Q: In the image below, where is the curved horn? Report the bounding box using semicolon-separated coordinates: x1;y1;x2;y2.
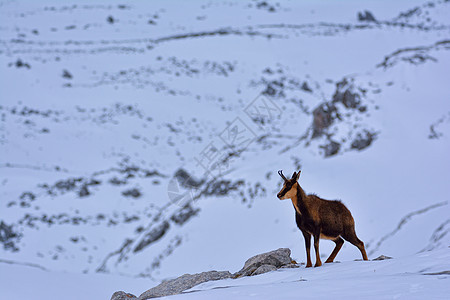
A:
278;170;287;181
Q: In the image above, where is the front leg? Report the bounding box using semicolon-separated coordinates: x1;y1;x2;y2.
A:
301;229;312;268
313;230;322;267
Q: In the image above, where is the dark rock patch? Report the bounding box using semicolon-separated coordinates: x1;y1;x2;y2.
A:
332;79;362;109
351;130;376;150
122;188;142;198
358;11;377;22
134;221;170;253
107;16;116;24
111;291;137;300
174;168;204;189
0;221;20;251
312;103;338;138
321;140;341;157
200;179;245;197
170;204;200;226
62;69;73;79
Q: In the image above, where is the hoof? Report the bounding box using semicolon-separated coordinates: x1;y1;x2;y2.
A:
314;262;322;267
305;264;312;268
325;259;333;263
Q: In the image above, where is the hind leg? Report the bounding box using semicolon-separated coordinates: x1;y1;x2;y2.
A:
325;237;344;263
342;229;368;261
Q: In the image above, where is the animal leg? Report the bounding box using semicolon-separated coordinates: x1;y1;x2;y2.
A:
343;229;368;261
325;236;344;263
301;230;312;268
313;231;322;267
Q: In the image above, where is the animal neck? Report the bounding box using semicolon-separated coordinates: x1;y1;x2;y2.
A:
291;183;308;215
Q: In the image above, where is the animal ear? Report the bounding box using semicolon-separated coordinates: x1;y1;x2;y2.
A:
296;170;301;181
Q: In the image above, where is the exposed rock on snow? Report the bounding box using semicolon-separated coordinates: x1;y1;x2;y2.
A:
233;248;296;278
351;130;376;150
111;248;298;299
111;291;137;300
373;255;393;261
138;270;232;299
358;11;377;22
252;264;277;275
332;79;362;109
321;140;341;157
170;204;200;226
0;221;20;251
133;221;170;253
312;103;337;138
174;168;204;189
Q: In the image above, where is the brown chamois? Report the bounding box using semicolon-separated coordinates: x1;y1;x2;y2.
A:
277;170;368;267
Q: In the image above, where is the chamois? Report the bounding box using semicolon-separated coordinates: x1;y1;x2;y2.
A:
277;170;368;267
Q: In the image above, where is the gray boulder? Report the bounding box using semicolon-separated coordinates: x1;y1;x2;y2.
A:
111;291;137;300
373;255;393;261
111;248;299;299
139;270;232;299
252;264;277;276
233;248;293;278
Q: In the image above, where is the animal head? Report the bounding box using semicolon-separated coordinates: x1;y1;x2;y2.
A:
277;170;301;200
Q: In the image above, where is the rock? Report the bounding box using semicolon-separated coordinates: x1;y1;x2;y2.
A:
111;291;137;300
281;263;300;269
15;59;31;69
373;255;393;261
174;168;203;188
301;81;313;93
321;140;341;157
62;69;72;79
78;185;90;197
139;270;232;299
234;248;293;277
107;15;115;24
252;264;277;275
358;10;377;22
200;179;245;197
133;221;170;253
122;188;142;198
351;130;376;150
170;204;200;225
312;103;337;138
0;221;19;251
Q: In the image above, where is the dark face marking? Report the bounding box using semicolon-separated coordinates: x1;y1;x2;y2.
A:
277;179;295;199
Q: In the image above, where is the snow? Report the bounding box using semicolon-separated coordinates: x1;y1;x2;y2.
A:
1;248;449;299
1;0;449;299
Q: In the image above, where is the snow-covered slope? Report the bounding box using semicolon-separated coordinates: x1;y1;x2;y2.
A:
1;248;449;299
0;0;449;298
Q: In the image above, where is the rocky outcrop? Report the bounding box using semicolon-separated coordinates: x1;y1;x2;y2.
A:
373;255;393;261
133;221;170;253
233;248;297;278
358;11;377;22
351;130;376;150
312;103;338;138
111;291;137;300
110;248;299;300
139;271;232;299
0;221;20;251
